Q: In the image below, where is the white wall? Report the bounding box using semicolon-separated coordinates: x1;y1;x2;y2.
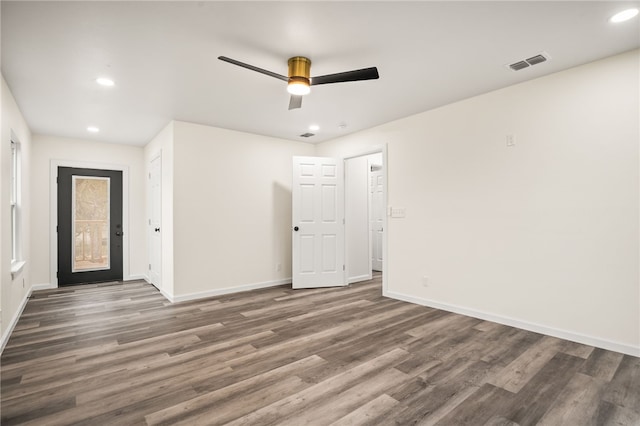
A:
30;135;147;286
169;120;314;300
1;75;33;344
317;49;640;355
144;121;175;298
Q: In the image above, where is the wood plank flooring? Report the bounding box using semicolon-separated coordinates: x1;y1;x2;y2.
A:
1;275;638;425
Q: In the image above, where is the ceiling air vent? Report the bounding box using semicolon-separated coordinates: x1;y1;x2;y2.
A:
299;132;315;138
507;52;551;71
525;54;547;66
509;60;530;71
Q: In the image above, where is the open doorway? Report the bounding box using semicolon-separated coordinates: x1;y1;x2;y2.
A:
344;150;386;288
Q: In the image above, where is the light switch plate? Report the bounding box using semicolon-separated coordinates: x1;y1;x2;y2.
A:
391;207;406;218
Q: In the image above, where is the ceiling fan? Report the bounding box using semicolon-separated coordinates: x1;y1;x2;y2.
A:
218;56;379;110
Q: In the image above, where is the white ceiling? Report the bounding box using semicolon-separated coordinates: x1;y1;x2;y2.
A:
2;1;639;146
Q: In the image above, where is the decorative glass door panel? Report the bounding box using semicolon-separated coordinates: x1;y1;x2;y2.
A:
72;176;110;272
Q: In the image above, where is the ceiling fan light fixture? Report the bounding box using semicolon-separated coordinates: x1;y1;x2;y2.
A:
287;77;311;95
287;56;311;95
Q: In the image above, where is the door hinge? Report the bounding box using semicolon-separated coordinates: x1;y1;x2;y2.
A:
56;271;59;278
56;177;58;183
343;265;345;271
149;264;151;270
149;172;151;179
56;225;58;233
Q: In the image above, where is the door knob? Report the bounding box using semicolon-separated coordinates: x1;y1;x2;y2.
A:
115;231;123;236
293;226;299;231
155;228;160;232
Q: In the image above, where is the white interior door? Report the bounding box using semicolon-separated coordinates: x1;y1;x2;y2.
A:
149;154;162;289
292;156;345;289
370;162;384;271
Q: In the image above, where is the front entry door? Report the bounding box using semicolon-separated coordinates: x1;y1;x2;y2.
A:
292;156;345;289
58;167;123;285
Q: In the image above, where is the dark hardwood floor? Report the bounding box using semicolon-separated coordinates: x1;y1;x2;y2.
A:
1;275;638;425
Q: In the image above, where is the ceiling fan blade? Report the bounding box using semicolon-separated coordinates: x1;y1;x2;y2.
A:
288;95;303;110
218;56;288;82
311;67;379;86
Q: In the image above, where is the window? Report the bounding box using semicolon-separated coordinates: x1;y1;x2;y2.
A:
10;139;22;270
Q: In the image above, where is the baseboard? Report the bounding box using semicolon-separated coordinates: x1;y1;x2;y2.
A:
159;288;174;303
135;275;173;302
384;289;640;358
170;278;292;303
125;274;148;282
348;274;372;284
31;283;55;291
0;288;32;354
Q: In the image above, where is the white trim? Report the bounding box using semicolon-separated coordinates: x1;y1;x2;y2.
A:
32;283;56;291
159;288;174;302
385;289;640;357
167;278;292;303
50;159;131;288
147;152;162;292
126;275;148;282
10;260;26;279
348;274;372;284
0;288;31;354
142;275;173;300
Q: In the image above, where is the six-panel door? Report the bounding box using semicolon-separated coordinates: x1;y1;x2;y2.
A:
292;156;346;289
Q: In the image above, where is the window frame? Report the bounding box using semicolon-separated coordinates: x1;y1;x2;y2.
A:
10;138;23;275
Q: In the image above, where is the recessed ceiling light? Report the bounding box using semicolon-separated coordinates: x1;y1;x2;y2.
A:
96;77;115;87
309;124;320;132
610;8;639;23
87;126;100;133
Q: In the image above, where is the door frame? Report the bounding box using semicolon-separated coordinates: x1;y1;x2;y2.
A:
343;145;388;294
147;152;162;291
50;159;131;288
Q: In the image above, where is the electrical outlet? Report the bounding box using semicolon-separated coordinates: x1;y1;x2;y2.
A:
276;263;282;272
422;276;429;287
506;134;515;147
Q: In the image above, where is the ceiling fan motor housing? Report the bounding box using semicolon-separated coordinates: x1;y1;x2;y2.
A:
288;56;311;85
